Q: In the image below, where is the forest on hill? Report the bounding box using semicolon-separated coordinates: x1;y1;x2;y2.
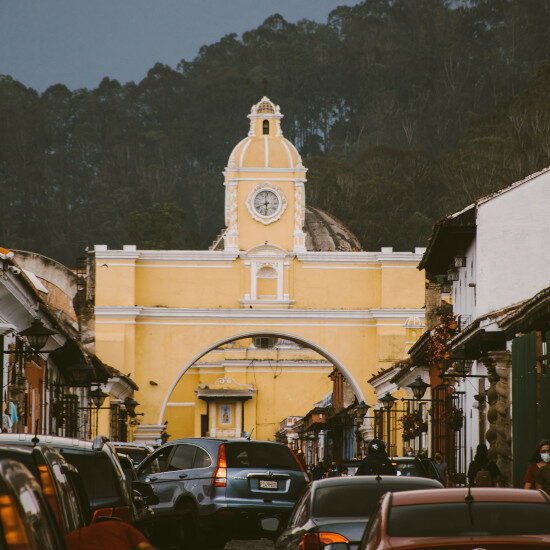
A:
1;0;549;264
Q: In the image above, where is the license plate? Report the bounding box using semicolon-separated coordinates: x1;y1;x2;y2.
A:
259;480;278;490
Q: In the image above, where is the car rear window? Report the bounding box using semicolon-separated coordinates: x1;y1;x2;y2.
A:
225;443;300;471
393;461;424;477
62;451;121;502
388;502;550;537
313;481;439;518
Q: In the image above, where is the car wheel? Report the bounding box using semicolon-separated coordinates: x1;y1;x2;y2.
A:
176;502;197;550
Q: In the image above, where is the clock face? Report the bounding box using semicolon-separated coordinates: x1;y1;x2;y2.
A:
253;190;280;217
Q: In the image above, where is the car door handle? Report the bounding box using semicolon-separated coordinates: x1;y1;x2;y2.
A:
148;476;158;482
178;473;188;479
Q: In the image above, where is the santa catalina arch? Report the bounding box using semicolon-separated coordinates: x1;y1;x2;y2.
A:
93;98;426;442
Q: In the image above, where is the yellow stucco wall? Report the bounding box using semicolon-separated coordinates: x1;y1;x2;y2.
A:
93;98;426;442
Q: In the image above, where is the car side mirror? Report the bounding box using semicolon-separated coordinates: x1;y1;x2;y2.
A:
259;516;280;532
132;481;159;505
324;544;349;550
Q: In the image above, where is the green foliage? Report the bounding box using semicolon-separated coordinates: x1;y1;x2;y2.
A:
125;203;195;249
0;0;549;264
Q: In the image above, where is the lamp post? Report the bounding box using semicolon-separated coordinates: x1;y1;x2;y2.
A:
407;376;430;401
89;387;109;436
379;393;397;454
2;318;58;432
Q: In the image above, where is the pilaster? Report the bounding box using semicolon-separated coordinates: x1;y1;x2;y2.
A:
482;350;512;484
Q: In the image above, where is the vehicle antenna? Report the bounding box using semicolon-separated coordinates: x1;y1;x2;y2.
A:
31;419;40;446
465;483;475;526
246;428;254;441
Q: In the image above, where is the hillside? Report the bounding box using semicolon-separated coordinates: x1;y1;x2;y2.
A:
1;0;549;263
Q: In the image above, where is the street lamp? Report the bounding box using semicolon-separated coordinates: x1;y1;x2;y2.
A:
407;376;430;400
379;393;397;410
19;318;57;352
89;387;108;409
124;397;140;418
378;394;397;453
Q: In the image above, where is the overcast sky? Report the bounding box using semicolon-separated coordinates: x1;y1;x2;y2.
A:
0;0;362;92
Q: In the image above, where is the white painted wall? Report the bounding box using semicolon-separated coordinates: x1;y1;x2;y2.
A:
452;237;477;326
476;171;550;317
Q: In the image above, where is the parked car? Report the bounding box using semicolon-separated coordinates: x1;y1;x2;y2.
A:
0;444;88;535
0;458;67;549
0;433;154;524
112;441;154;466
137;437;309;547
390;456;445;484
358;487;550;549
275;475;443;550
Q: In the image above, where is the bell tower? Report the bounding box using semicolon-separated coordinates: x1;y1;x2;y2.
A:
223;98;307;253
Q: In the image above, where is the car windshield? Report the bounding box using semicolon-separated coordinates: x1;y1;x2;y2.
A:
393;461;424;477
388;502;550;537
313;481;438;518
225;443;300;471
117;448;149;464
62;451;121;503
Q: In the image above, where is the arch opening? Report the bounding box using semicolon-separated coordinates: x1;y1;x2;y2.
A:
158;331;366;425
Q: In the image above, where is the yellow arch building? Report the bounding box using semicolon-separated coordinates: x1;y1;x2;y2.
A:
93;98;426;443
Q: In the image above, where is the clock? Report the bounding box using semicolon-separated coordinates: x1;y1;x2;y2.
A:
253;190;280;217
246;184;287;225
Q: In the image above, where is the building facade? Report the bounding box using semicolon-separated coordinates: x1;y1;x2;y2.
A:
93;98;426;443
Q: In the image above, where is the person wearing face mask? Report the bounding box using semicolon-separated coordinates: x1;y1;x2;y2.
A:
524;440;550;489
405;446;415;457
535;451;550;495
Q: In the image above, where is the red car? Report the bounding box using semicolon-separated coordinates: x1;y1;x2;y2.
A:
358;487;550;549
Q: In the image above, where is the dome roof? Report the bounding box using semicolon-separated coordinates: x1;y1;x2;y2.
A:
209;206;362;252
227;97;303;170
305;207;362;252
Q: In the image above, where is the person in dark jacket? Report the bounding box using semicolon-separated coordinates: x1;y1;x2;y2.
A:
355;439;396;476
467;443;502;486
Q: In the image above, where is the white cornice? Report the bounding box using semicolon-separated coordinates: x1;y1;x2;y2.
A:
296;251;423;264
94;250;239;262
93;248;423;265
95;306;425;322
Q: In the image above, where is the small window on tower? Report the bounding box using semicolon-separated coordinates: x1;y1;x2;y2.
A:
263;120;269;135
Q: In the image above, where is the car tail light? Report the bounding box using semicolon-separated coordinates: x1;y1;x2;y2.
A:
38;465;63;531
0;493;30;549
92;505;131;524
212;444;227;487
299;532;349;550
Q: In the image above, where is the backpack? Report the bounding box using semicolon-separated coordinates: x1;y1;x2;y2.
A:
474;467;493;487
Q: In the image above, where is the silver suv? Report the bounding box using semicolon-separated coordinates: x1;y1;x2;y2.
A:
137;437;309;547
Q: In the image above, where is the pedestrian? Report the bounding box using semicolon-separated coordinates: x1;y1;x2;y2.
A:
535;462;550;496
356;439;396;476
524;440;550;489
65;520;157;550
311;462;325;481
433;452;449;486
467;444;502;487
326;461;339;477
404;446;414;457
